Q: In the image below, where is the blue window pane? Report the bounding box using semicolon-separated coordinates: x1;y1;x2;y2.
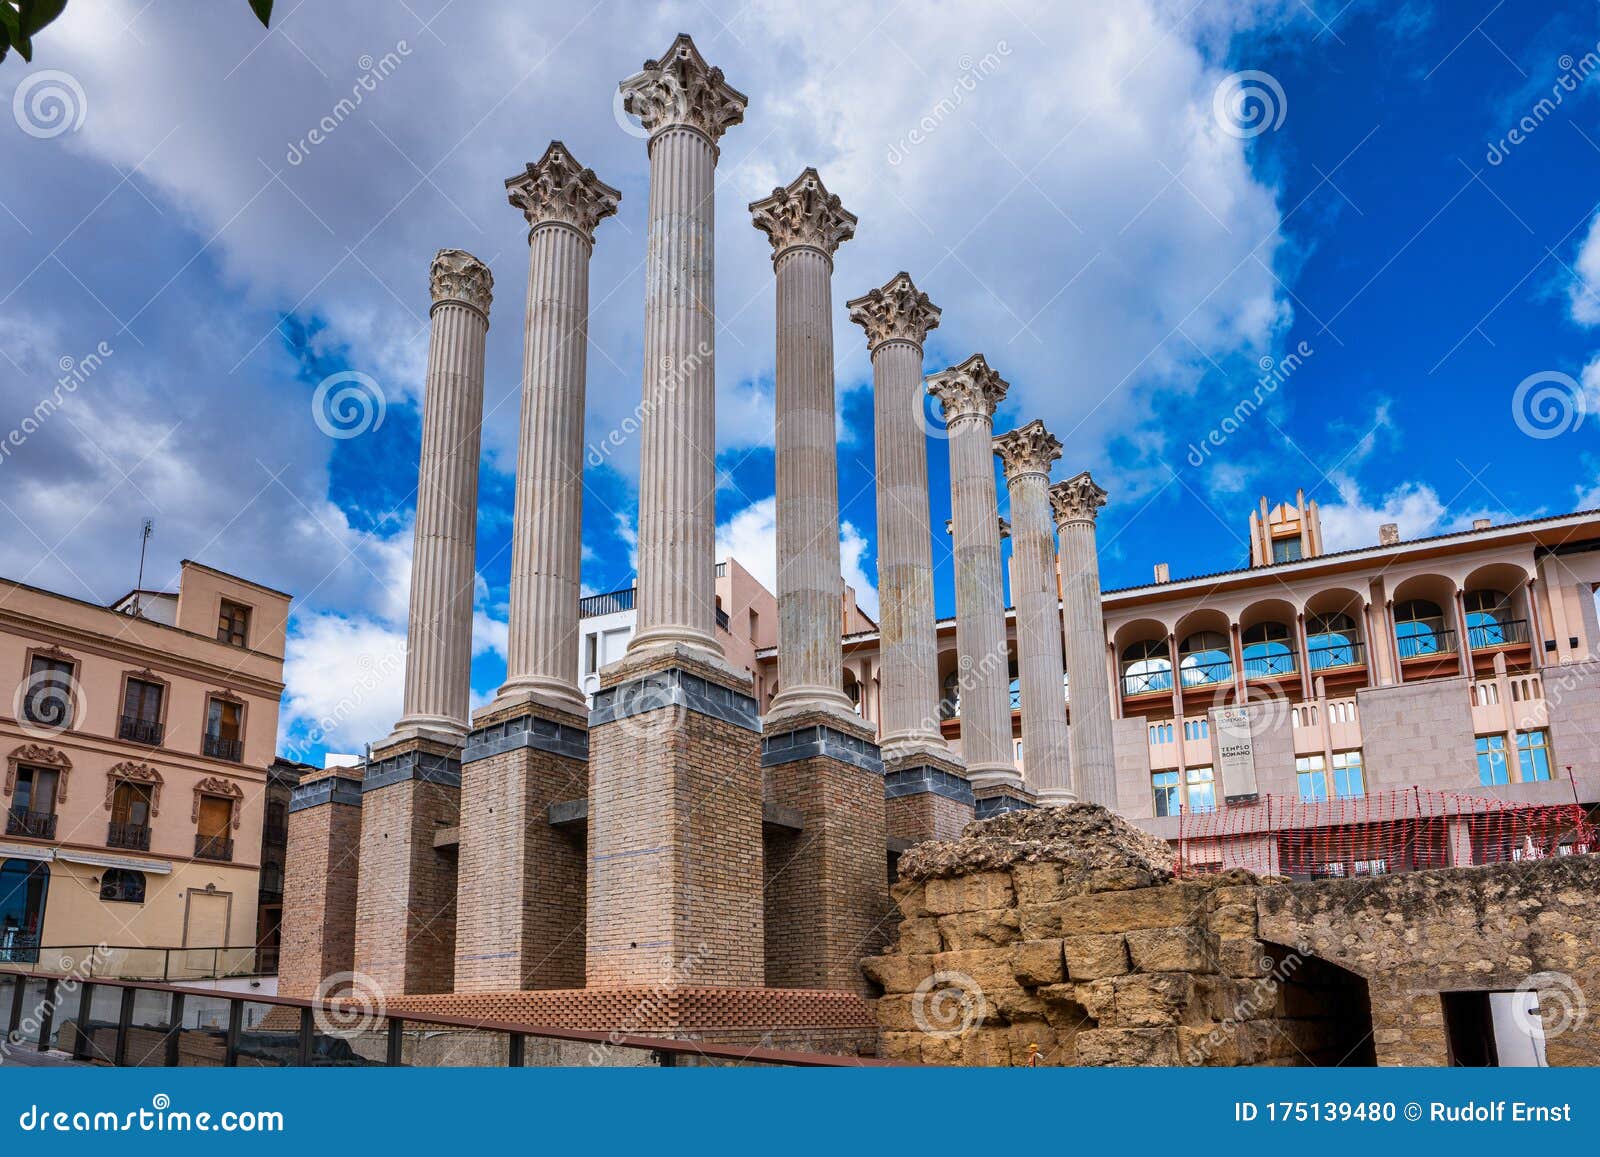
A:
1333;766;1364;799
1297;771;1328;802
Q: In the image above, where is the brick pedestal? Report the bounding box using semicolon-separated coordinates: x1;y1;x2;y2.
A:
586;647;764;988
354;736;461;997
278;767;363;997
883;752;975;846
761;710;888;997
453;702;589;991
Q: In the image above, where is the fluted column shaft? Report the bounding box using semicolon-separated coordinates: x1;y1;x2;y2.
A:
1059;514;1115;804
872;339;945;757
770;244;851;716
397;292;487;739
1008;470;1073;801
500;222;593;711
947;413;1015;784
631;125;721;657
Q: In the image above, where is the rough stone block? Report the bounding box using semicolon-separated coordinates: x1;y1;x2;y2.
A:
936;907;1020;949
1074;1027;1180;1066
894;916;942;955
1126;926;1213;973
1109;972;1199;1028
1012;862;1070;906
1012;938;1066;987
1084;866;1155;893
929;948;1018;993
891;879;930;919
1217;938;1273;978
1208;903;1258;938
1047;883;1210;935
926;871;1015;915
1063;933;1129;980
860;953;934;995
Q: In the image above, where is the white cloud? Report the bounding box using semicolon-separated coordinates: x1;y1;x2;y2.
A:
1315;474;1503;552
279;612;408;757
840;519;879;618
1569;209;1600;326
715;496;778;592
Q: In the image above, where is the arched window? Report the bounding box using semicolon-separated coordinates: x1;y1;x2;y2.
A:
1241;622;1295;679
1307;612;1362;669
1178;631;1232;686
1464;589;1522;648
1120;639;1171;697
939;669;961;720
1395;599;1449;659
99;868;145;904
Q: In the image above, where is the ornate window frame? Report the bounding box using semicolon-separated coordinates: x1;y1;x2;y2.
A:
193;775;244;830
202;688;249;754
116;668;171;741
17;644;82;735
5;743;72;802
104;760;164;816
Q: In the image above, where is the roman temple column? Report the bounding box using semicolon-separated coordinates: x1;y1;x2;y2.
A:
995;420;1073;804
927;354;1026;814
750;168;858;724
356;249;492;997
587;35;764;988
494;141;620;715
1050;471;1116;808
848;273;972;843
453;143;619;993
750;169;886;995
623;34;747;662
389;249;493;744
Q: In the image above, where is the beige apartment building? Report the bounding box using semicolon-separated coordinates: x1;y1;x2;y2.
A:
757;494;1600;864
0;561;289;971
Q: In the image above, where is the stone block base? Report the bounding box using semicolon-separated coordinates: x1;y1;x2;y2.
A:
884;752;975;846
762;710;889;997
586;647;765;988
974;783;1036;820
354;736;461;997
453;702;589;992
386;986;878;1058
279;768;364;998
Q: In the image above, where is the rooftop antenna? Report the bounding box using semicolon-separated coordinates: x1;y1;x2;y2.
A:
132;518;153;616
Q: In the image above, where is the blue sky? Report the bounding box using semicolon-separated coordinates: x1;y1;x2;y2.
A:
1;1;1598;763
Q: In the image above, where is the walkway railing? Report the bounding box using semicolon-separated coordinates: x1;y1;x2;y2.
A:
0;973;891;1068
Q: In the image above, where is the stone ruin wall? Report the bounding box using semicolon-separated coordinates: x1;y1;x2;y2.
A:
863;805;1600;1067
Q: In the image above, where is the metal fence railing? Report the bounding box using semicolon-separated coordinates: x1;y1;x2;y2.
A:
0;972;892;1068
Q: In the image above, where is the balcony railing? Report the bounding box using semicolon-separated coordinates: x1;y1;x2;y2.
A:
1396;621;1457;660
117;714;164;745
577;586;635;617
203;733;244;762
1308;639;1366;671
1468;617;1530;651
195;834;234;862
6;808;56;840
1178;657;1233;687
107;821;151;851
1121;667;1173;697
1243;651;1297;681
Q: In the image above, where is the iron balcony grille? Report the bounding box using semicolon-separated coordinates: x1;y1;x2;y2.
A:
1178;657;1233;687
107;821;151;851
195;834;234;862
1308;639;1366;670
1468;618;1530;651
1243;651;1297;681
578;586;636;617
1396;624;1457;660
203;733;244;762
117;714;164;745
6;808;56;840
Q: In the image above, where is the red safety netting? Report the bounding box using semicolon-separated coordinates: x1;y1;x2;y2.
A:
1173;788;1596;880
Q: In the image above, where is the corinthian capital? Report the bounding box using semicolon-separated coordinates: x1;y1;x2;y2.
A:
505;141;621;243
993;419;1062;480
749;168;857;260
429;248;493;317
927;353;1009;422
846;272;941;351
619;33;747;145
1050;471;1109;526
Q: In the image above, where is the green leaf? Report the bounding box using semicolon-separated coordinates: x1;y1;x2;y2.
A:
0;4;20;41
249;0;272;27
18;0;67;37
